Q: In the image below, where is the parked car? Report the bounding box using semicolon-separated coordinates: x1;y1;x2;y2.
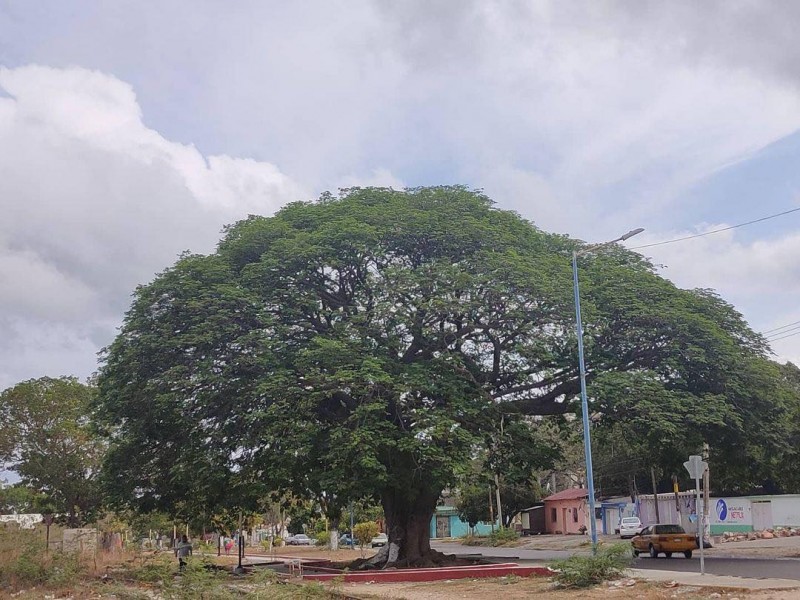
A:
371;533;388;548
632;524;697;558
338;533;356;547
619;517;643;539
287;534;312;546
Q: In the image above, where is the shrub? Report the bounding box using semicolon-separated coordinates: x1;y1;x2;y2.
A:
488;527;519;546
352;522;379;556
0;530;85;589
550;543;633;588
314;531;331;547
460;534;485;546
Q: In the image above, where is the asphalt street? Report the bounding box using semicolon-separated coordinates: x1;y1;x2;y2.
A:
431;542;800;581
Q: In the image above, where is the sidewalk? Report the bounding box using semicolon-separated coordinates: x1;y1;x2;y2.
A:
630;567;800;590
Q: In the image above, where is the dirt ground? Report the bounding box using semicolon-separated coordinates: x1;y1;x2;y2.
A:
344;577;781;600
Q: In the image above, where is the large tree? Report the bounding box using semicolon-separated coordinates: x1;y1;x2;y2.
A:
0;377;104;526
96;186;789;566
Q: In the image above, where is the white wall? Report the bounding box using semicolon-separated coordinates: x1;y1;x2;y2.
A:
771;496;800;527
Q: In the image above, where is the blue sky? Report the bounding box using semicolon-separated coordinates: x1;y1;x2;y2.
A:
0;0;799;395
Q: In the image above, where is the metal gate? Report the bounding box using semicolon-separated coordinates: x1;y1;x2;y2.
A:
435;516;450;538
752;501;773;531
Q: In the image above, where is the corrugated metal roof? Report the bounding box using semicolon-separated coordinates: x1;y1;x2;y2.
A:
544;488;589;501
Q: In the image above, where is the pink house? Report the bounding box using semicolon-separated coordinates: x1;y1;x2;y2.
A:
544;488;589;535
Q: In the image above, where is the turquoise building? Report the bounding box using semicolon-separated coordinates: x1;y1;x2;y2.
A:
429;505;498;539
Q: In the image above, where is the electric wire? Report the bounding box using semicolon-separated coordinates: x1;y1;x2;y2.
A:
629;206;800;250
767;329;800;343
762;320;800;335
765;324;800;340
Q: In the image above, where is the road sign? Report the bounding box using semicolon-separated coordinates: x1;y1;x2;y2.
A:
683;455;708;479
683;454;708;576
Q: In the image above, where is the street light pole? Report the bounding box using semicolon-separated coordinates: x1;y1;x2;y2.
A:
572;228;643;552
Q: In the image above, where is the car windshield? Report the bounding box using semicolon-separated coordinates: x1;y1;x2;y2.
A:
655;525;685;534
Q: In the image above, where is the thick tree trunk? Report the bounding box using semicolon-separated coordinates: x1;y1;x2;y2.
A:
370;487;439;568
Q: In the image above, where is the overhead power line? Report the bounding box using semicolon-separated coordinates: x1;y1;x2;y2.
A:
762;320;800;335
766;324;800;340
630;206;800;250
767;329;800;343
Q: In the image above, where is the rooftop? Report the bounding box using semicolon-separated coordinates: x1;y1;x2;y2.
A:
544;488;589;502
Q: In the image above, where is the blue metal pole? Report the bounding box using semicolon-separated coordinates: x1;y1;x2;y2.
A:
572;251;598;552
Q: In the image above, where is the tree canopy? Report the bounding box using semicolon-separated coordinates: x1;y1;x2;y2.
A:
96;186;797;566
0;377;103;526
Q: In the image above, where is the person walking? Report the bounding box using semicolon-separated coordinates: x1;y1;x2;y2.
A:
174;534;193;572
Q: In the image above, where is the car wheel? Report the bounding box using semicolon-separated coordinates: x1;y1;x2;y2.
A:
684;551;692;559
664;552;672;558
649;544;658;558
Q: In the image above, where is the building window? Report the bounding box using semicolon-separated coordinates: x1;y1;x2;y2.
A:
572;508;578;523
551;508;557;522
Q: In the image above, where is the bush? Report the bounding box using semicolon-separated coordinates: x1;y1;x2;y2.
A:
488;527;519;546
550;543;634;588
352;522;379;555
314;531;331;547
0;530;84;588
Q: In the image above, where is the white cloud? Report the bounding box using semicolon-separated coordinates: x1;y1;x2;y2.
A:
3;1;800;385
0;65;309;388
633;226;800;365
335;168;406;191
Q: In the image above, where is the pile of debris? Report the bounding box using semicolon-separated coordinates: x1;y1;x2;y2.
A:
718;527;800;542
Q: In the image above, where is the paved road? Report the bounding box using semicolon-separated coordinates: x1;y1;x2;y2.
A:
431;542;800;581
634;555;800;580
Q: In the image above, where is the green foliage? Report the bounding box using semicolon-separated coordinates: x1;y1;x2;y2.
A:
163;557;231;600
488;527;519;546
550;543;633;588
314;530;330;547
0;485;41;515
352;522;379;549
336;499;384;532
0;530;84;588
0;377;104;527
96;185;800;566
456;484;492;530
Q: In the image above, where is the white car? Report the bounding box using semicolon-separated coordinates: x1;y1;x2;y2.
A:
371;533;388;548
287;534;312;545
619;517;643;539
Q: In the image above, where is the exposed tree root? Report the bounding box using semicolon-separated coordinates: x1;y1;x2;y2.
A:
346;548;487;571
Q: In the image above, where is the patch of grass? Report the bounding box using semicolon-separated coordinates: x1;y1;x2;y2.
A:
488;527;519;546
549;542;633;588
0;528;85;588
460;534;486;546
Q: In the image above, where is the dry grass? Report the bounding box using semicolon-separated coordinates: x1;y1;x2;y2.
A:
345;577;757;599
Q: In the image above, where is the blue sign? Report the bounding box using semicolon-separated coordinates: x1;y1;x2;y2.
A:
716;499;728;521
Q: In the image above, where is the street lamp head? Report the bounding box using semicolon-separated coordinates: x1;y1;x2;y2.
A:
620;227;644;241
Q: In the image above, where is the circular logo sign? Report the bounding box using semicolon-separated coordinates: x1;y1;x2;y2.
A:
716;498;728;521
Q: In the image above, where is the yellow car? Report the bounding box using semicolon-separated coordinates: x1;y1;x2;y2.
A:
631;524;697;559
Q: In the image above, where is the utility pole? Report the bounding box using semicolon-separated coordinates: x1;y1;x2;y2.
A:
672;474;681;526
494;474;504;529
488;486;495;533
702;443;710;547
651;467;660;524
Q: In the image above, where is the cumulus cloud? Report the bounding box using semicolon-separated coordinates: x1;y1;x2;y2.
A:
6;1;800;235
633;225;800;365
2;1;800;385
0;65;309;388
